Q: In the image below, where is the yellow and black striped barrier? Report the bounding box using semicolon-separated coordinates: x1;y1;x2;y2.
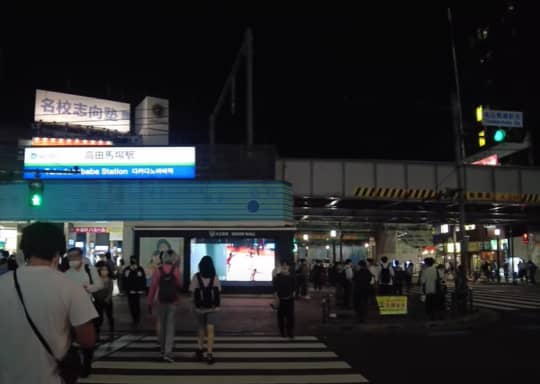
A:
354;187;540;204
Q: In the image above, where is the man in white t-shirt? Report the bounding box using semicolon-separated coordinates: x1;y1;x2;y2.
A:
0;222;97;384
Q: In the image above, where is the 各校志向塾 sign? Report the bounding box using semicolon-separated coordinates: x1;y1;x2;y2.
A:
34;89;131;133
23;146;195;180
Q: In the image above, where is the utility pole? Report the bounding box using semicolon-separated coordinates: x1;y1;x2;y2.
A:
209;28;254;147
246;28;254;147
448;7;469;275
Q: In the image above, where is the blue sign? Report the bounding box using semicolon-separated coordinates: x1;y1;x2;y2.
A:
482;109;523;128
23;147;196;180
24;165;195;180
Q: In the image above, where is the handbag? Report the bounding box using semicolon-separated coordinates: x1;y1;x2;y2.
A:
13;270;82;384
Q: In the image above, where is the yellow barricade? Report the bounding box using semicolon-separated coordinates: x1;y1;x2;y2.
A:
376;296;408;315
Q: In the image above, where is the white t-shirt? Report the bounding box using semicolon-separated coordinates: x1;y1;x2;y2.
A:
64;265;103;295
0;266;98;384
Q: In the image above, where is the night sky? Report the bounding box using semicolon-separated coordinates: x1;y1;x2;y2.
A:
0;3;534;161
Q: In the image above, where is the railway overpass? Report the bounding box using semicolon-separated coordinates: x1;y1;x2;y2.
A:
276;158;540;231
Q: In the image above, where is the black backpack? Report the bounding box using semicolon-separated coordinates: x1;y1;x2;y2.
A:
380;264;391;284
194;273;220;309
158;266;178;303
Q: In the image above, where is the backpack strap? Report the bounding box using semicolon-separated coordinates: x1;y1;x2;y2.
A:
84;264;93;285
196;272;204;288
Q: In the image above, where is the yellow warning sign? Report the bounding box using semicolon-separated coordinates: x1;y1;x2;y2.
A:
376;296;408;315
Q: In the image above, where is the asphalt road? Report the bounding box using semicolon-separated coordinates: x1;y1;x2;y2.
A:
322;308;540;383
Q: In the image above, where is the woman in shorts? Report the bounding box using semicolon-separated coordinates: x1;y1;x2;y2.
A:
190;256;221;364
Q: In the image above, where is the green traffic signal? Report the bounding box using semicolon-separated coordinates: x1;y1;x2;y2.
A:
31;193;42;207
493;129;507;142
28;180;44;207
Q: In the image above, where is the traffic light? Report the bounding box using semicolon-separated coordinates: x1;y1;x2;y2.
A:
493;128;507;142
522;233;529;244
28;180;43;207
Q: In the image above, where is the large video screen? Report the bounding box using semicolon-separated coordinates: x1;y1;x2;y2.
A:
190;238;275;282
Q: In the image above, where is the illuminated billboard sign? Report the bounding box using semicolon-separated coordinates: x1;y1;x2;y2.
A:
472;154;499;166
23;147;195;180
34;89;131;133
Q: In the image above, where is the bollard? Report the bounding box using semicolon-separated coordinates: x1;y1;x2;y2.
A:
468;287;474;313
321;294;328;323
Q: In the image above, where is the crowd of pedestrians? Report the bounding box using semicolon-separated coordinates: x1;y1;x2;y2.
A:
2;222;538;382
0;222;223;382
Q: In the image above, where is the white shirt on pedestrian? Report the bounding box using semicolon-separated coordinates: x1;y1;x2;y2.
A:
420;266;442;294
65;264;103;294
0;266;97;384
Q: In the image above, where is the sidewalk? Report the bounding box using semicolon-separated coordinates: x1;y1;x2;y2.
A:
108;287;497;336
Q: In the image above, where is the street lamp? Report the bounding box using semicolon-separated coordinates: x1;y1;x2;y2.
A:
494;228;501;282
330;230;337;264
303;234;309;242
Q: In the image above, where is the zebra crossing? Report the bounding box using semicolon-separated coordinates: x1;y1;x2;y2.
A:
80;335;369;384
411;284;540;312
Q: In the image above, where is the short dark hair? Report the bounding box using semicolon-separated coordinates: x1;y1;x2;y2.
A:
20;222;66;261
199;255;216;279
381;256;388;263
358;260;367;268
96;260;113;275
67;247;83;257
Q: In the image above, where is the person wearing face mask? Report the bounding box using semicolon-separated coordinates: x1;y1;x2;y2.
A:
0;222;97;384
94;261;115;340
123;256;147;325
64;247;103;377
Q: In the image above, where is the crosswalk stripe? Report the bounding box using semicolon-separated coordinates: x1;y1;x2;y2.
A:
142;336;318;342
81;334;369;384
93;361;351;370
472;298;537;310
472;302;517;311
79;373;369;383
109;351;339;359
95;334;145;360
472;294;540;304
128;342;328;350
409;287;540;311
471;295;540;308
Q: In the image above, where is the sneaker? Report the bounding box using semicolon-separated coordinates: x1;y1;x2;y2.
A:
163;355;175;363
194;349;204;361
206;353;215;365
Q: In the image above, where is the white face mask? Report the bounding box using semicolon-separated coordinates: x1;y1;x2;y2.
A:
69;260;82;269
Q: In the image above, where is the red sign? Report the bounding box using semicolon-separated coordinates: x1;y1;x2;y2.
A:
472;154;499;166
73;227;107;233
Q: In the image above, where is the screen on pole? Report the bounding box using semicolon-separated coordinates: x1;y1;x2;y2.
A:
190;238;275;282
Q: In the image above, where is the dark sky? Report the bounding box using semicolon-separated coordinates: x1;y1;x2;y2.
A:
0;3;533;161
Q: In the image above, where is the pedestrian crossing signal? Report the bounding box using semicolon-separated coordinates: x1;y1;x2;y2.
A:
28;180;44;207
523;233;529;244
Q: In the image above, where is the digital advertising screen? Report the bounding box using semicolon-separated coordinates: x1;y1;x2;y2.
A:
190;238;275;282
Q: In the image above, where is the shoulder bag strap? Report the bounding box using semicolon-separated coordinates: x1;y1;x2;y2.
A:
13;270;60;364
84;264;93;285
